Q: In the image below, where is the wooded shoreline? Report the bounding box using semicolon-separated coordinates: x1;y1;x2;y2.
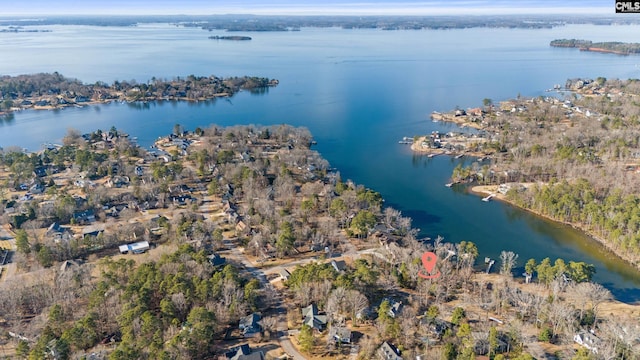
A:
0;72;278;116
417;78;640;271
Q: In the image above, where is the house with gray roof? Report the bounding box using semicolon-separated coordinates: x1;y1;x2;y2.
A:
239;313;262;337
377;341;403;360
302;304;327;331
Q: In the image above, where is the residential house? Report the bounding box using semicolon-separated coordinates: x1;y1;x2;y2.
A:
331;259;347;273
29;182;45;194
235;220;249;235
328;326;352;344
279;268;291;281
106;175;129;188
377;341;403;360
72;209;96;224
239;313;262;337
425;319;453;340
118;241;150;254
208;253;226;267
574;331;601;354
383;298;402;318
33;166;49;178
46;222;73;243
82;224;105;238
225;344;265;360
302;304;327;331
170;195;192;206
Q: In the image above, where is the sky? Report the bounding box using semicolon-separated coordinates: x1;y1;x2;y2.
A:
2;0;614;16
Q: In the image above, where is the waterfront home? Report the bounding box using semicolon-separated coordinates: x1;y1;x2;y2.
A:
574;330;601;354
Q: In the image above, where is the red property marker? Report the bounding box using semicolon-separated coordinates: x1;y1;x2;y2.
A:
418;251;441;279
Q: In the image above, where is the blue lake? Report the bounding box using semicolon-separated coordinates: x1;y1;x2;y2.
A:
2;23;640;301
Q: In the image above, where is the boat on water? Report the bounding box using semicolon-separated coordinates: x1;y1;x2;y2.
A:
445;183;453;187
398;136;414;144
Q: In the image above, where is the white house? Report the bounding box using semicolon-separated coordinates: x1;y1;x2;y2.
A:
119;241;150;254
574;331;601;354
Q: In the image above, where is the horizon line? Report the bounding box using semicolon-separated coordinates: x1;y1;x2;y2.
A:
1;6;615;17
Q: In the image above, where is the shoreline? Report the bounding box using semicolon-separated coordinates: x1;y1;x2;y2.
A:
470;184;640;272
2;95;234;115
409;135;491;158
430;111;484;129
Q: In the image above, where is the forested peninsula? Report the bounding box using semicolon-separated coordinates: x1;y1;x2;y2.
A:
550;39;640;55
0;72;278;115
428;78;640;270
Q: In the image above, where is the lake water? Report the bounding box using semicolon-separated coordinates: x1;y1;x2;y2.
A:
2;22;640;301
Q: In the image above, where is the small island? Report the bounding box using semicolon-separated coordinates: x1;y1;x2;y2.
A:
550;38;640;55
208;35;252;41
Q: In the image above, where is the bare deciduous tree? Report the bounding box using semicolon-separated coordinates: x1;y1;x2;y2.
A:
499;250;518;277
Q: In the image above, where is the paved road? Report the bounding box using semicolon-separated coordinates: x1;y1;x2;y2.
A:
225;242;307;360
223;239;389;360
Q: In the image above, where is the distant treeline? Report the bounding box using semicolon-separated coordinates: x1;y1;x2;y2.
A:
551;39;640;54
2;14;640;30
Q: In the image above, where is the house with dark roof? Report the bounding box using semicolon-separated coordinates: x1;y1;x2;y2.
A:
377;341;403;360
33;166;49;178
383;298;402;318
225;344;265;360
208;253;226;267
72;209;96;224
239;313;262;337
302;304;327;331
331;259;347;272
47;222;73;243
82;224;105;238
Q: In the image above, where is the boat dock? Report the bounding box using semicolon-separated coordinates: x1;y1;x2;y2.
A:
482;194;496;202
